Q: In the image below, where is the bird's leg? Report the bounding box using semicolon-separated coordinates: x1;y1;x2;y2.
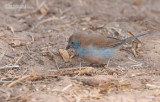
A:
105;58;111;68
89;63;94;66
99;64;106;67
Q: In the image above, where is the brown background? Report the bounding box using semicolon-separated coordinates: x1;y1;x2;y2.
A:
0;0;160;102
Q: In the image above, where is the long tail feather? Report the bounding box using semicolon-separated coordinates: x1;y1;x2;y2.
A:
124;32;151;42
112;31;151;48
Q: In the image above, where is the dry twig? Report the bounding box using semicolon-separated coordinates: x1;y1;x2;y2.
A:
7;75;30;88
0;65;19;70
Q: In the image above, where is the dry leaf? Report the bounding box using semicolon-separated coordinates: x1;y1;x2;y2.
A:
39;8;48;15
59;49;70;62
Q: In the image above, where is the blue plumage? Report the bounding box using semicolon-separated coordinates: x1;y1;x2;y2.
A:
76;46;114;58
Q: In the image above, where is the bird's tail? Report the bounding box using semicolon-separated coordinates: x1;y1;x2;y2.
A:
124;31;151;42
112;31;151;48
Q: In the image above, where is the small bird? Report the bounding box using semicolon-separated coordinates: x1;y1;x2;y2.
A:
66;32;151;65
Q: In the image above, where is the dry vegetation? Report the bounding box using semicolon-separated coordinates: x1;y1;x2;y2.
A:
0;0;160;102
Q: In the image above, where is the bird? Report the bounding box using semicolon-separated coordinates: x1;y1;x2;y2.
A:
66;32;151;65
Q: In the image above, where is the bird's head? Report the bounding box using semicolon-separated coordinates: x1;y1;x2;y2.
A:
66;34;81;50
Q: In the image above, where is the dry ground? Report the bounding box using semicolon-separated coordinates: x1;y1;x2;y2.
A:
0;0;160;102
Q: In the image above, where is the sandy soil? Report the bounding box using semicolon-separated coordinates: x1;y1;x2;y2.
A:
0;0;160;102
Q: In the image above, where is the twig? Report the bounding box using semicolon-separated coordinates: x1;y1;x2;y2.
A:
37;16;59;26
61;7;72;15
52;67;94;76
128;57;138;63
131;47;138;58
0;80;14;83
62;84;72;92
146;83;160;89
0;65;19;70
14;55;23;65
7;70;41;87
7;75;30;88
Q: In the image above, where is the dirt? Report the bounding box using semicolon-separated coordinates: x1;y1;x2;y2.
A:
0;0;160;102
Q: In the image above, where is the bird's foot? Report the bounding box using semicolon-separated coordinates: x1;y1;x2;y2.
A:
98;64;106;67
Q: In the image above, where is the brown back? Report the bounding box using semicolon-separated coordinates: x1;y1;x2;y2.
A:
69;33;122;49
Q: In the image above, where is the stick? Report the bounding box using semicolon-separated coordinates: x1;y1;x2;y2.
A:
7;75;30;88
0;65;19;70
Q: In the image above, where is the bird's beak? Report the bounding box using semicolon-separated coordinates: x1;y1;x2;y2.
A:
66;44;72;50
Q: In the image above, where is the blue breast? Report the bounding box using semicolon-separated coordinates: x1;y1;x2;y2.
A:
75;46;115;58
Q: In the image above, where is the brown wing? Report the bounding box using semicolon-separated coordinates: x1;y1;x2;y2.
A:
79;34;122;48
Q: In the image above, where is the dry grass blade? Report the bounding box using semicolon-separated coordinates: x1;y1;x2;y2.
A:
37;16;59;26
62;84;72;92
53;24;72;31
127;31;142;57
